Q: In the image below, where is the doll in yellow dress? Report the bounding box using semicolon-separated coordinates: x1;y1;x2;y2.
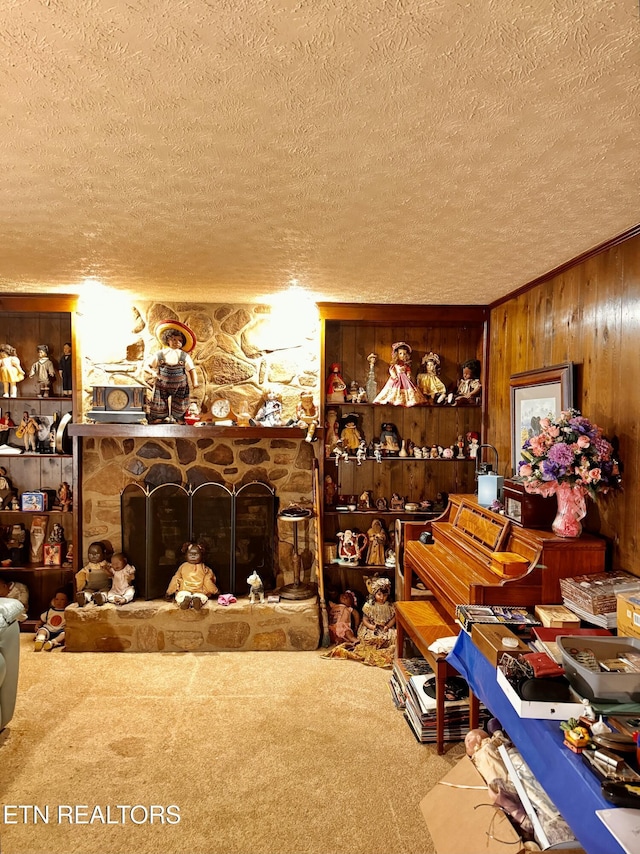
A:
416;351;447;401
373;342;426;407
0;345;25;398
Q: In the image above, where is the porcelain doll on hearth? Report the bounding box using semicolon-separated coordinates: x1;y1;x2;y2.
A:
34;588;70;651
166;541;218;610
75;541;111;607
102;552;136;605
373;342;426;407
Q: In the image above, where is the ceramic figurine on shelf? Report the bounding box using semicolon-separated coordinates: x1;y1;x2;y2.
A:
390;493;405;511
34;588;70;651
166;541;218;610
295;391;319;442
340;414;363;454
146;320;199;424
366;518;387;566
328;590;360;644
337;529;368;565
247;570;265;603
103;552;136;605
324;474;337;507
379;422;400;455
75;541;111;607
0;411;14;445
356;440;367;465
58;342;73;396
467;431;480;459
29;344;56;397
365;352;378;403
416;351;447;401
57;481;72;511
0;345;25;398
324;407;340;457
348;380;360;404
450;358;482;405
456;434;466;459
254;390;284;427
183;400;201;425
373;342;426;407
357;576;396;644
19;411;39;453
326;363;347;404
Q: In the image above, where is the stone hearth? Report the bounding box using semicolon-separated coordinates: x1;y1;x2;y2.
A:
65;597;320;652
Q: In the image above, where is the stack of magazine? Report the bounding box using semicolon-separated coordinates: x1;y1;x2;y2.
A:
455;604;540;633
403;671;488;744
388;656;433;711
559;571;640;629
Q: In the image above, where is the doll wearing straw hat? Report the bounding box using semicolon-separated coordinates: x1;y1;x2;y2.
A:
146;320;198;423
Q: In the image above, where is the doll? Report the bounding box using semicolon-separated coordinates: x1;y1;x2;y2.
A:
379;422;400;455
254;390;284;426
75;541;111;606
34;588;70;651
0;578;29;621
365;518;387;566
339;414;363;453
57;481;72;511
328;590;360;644
29;344;56;397
451;358;482;405
416;351;447;401
0;345;25;398
247;570;264;603
295;391;318;442
326;363;347;404
58;342;72;396
373;342;426;407
166;541;218;610
0;411;14;445
146;320;198;423
324;408;340;457
100;551;136;605
357;576;396;643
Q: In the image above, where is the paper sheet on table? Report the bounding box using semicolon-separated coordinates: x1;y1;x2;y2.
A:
596;808;640;854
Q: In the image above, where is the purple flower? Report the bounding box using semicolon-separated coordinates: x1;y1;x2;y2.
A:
547;443;574;467
568;416;597;439
541;459;563;481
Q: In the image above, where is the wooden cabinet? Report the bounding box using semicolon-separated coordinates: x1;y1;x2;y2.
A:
0;296;78;628
318;304;488;601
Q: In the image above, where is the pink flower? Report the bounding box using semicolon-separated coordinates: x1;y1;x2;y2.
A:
547;425;560;438
577;435;590;449
588;468;602;483
519;464;533;477
540;418;551;430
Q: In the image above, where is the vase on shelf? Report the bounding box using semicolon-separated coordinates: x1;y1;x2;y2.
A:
552;482;587;538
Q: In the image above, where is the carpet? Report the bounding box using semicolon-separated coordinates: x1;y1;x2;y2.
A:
0;636;465;854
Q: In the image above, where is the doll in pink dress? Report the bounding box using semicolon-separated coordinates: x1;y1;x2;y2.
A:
328;590;360;644
373;342;426;407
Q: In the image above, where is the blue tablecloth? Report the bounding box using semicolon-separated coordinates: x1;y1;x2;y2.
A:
447;630;624;854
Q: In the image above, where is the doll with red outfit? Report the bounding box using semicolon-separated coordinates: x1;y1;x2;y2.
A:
34;588;69;651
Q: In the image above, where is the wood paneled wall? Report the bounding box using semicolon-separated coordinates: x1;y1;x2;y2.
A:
487;233;640;574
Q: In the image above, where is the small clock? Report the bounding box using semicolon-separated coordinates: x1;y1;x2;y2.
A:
211;397;235;424
88;385;147;423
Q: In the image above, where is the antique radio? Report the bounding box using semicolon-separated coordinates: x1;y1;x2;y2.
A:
503;477;557;528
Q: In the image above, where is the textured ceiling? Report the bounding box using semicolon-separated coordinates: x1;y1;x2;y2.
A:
0;1;638;306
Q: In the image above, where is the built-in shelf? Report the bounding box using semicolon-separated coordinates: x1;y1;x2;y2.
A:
69;423;324;440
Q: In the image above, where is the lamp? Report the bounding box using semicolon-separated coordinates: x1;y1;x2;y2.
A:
476;444;504;508
278;505;317;600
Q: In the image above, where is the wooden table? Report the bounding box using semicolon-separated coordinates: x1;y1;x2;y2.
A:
395;599;479;754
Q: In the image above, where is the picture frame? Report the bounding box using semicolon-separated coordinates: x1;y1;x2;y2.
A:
510;363;574;473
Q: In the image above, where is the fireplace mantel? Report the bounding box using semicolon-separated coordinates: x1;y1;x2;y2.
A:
69;423;324;440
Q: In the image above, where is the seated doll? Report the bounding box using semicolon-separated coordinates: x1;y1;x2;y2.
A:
34;588;70;651
99;551;136;605
75;541;111;606
328;590;360;644
166;541;218;610
357;576;396;645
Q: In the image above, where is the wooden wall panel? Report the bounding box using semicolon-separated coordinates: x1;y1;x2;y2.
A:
487;234;640;574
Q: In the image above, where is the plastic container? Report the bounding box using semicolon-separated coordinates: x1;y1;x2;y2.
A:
557;635;640;702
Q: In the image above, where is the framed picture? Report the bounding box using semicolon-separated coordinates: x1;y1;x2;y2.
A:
510;363;574;472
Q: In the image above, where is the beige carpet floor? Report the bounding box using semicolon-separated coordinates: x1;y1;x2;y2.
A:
0;636;465;854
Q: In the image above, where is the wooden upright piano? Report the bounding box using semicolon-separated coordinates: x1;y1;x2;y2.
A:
401;494;606;618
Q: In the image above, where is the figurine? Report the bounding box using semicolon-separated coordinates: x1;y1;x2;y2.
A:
18;411;39;452
183;400;201;425
58;342;72;396
0;411;14;445
34;588;70;651
365;353;378;403
373;342;426;407
357;490;372;510
365;518;387;566
247;570;265;603
295;391;319;442
375;497;388;511
456;434;466;459
102;552;136;605
356;440;367;465
467;431;480;459
166;541;218;609
75;541;111;606
48;522;65;544
357;576;396;644
326;363;347;404
29;344;56;397
390;493;405;511
332;439;349;463
373;446;382;464
337;529;368;564
451;358;482;405
379;422;400;455
0;345;25;398
348;380;360;404
324;407;340;457
324;475;337;507
57;481;72;511
146;320;199;423
416;352;447;401
254;390;284;427
328;590;360;644
340;414;363;453
0;578;29;620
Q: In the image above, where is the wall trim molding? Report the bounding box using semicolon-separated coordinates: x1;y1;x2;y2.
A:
489;223;640;309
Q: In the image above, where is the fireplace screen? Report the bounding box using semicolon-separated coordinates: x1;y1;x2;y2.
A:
121;481;277;599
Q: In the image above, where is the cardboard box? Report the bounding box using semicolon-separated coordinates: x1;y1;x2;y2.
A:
617;591;640;640
420;756;525;854
496;666;584;720
471;623;530;665
534;604;581;629
21;490;47;512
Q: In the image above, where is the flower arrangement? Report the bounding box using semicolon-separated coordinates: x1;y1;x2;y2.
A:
518;409;622;501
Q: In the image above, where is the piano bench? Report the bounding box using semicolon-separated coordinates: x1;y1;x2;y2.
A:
395;599;479;754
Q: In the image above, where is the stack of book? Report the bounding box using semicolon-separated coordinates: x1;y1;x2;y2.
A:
402;672;487;744
560;571;640;629
388;656;433;710
455;604;540;633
